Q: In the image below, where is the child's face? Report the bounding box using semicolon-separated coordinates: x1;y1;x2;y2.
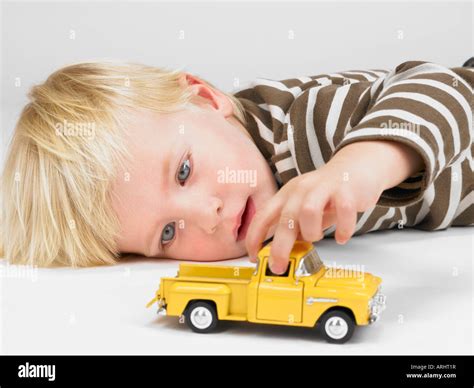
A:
111;106;278;261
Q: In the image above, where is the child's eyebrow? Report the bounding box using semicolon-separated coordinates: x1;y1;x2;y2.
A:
160;148;172;192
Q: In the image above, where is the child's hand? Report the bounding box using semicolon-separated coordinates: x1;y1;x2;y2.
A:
245;140;423;274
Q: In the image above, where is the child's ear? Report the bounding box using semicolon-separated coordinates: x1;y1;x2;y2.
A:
179;72;202;87
178;72;234;117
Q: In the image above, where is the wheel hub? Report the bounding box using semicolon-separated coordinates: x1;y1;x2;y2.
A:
190;307;213;329
325;316;349;339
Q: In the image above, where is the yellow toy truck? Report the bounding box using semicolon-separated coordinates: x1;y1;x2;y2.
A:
146;241;386;343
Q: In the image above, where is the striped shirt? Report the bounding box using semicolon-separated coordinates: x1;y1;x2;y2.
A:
233;61;473;237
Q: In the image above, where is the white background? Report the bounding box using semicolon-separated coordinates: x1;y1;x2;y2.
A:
0;1;473;354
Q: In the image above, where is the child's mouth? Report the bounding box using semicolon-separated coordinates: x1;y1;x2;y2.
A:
236;196;256;242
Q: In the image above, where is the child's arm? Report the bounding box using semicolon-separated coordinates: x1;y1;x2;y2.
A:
246;139;423;274
246;61;472;274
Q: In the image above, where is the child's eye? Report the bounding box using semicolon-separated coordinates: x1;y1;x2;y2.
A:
177;158;191;185
161;155;191;250
161;222;175;246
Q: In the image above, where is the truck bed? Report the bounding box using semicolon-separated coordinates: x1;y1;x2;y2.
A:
161;263;254;319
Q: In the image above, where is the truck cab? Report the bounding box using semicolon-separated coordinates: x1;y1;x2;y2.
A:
252;243;324;324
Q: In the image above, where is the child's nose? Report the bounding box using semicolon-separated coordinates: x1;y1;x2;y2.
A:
185;195;223;234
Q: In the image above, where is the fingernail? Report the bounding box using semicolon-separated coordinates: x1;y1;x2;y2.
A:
270;261;284;274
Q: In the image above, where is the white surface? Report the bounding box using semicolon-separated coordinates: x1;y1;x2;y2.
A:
1;227;472;355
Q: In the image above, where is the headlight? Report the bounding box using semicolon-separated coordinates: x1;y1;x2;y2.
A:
368;286;386;323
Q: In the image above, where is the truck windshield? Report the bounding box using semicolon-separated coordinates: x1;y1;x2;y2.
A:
296;247;323;276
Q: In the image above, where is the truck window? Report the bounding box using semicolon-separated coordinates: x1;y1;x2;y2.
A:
295;247;323;277
265;261;291;277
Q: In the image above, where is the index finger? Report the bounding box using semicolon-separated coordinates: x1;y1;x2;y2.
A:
245;196;283;260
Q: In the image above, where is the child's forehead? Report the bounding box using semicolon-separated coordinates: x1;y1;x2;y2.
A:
124;107;204;140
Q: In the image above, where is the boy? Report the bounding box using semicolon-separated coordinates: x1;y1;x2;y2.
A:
1;59;472;272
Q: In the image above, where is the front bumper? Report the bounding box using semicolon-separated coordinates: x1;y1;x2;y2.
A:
368;287;386;323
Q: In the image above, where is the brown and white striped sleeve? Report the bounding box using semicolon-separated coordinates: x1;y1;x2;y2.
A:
333;61;473;207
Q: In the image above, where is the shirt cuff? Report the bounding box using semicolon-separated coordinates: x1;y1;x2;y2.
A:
333;129;436;208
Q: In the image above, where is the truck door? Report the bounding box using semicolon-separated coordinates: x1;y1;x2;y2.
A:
256;257;303;323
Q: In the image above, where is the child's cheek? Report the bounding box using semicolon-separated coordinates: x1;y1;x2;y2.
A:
184;237;216;260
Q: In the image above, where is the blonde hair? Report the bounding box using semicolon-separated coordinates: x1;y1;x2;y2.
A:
0;61;247;267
